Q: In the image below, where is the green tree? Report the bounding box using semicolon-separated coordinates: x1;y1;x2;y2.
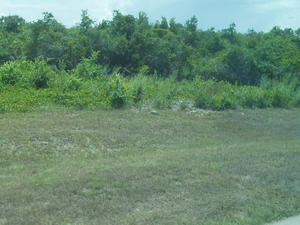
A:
80;10;94;33
160;17;168;29
186;16;198;32
222;23;238;43
0;15;25;33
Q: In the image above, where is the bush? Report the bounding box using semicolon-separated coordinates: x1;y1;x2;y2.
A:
191;47;260;85
130;74;148;104
31;57;54;89
236;87;271;108
211;92;237;110
194;91;209;109
0;86;50;112
106;74;130;108
73;52;106;80
0;59;33;86
0;61;299;113
193;79;236;110
152;78;179;109
52;89;100;110
261;75;300;107
49;71;82;91
0;58;55;89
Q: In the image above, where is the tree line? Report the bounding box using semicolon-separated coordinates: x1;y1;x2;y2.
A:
1;10;300;85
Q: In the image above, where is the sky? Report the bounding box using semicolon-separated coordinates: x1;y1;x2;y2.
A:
0;0;299;32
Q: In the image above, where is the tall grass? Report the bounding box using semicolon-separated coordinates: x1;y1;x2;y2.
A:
0;59;299;112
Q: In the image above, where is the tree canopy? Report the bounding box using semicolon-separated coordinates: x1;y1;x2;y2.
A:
1;11;300;85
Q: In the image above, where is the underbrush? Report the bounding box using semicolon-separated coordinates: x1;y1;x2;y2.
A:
0;59;299;112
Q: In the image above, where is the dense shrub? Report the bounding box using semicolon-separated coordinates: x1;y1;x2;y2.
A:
261;76;300;107
0;60;33;86
0;61;299;112
0;86;50;112
0;58;54;89
31;57;55;89
49;71;82;91
73;52;106;80
106;74;131;108
192;47;260;85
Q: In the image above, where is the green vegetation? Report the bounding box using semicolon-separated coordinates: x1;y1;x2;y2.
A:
0;109;299;225
1;11;300;112
0;11;300;224
0;61;299;112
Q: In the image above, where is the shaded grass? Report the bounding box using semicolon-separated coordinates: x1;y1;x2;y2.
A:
0;109;299;225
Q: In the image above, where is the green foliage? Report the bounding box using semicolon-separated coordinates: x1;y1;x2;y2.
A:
221;23;238;44
130;74;147;104
186;16;198;32
0;58;54;89
0;15;25;33
236;86;272;108
111;10;136;40
193;79;236;110
0;60;30;86
106;74;130;108
0;69;299;113
80;10;94;33
0;86;50;112
1;11;300;84
73;51;105;80
48;71;82;91
260;75;300;107
32;57;55;88
52;89;100;110
191;77;300;110
151;80;175;109
0;11;300;112
192;46;260;85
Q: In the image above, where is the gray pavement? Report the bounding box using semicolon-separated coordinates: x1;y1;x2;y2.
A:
269;215;300;225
